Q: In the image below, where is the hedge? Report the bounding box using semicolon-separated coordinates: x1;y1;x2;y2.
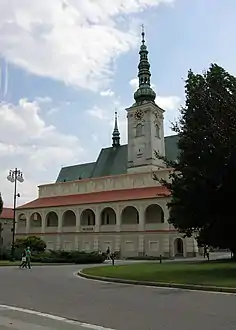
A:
126;256;169;261
0;249;106;264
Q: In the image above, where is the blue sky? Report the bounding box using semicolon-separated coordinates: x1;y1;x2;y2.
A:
0;0;236;205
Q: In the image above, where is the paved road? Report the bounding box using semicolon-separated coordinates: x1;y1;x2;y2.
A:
0;306;101;330
0;254;236;330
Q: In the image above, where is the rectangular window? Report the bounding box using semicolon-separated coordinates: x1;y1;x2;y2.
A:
63;241;72;251
46;241;54;250
125;241;134;252
149;241;159;252
83;241;91;251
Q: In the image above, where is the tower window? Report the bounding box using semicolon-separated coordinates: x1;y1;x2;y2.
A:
136;124;143;137
156;124;160;139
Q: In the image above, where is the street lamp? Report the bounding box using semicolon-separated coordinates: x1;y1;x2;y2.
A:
7;168;24;260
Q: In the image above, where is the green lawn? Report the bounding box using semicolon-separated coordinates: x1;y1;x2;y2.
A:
82;260;236;288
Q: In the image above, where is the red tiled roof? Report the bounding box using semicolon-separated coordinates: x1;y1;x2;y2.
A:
17;186;170;210
0;208;14;219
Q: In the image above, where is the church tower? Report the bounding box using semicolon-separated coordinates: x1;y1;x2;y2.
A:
126;27;165;173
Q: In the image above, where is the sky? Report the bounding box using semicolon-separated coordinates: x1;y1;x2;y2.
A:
0;0;236;207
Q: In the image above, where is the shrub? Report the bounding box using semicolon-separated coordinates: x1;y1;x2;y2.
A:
30;250;106;264
0;248;11;260
15;236;46;253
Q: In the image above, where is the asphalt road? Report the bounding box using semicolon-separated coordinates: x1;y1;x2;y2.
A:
0;307;100;330
0;255;236;330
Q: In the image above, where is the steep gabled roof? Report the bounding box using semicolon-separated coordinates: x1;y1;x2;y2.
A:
56;135;179;183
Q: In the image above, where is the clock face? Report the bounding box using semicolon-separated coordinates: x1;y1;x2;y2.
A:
134;110;144;121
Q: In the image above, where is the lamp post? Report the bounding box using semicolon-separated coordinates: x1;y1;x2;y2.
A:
7;168;24;260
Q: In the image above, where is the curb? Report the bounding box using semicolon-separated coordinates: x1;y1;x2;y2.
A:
78;270;236;294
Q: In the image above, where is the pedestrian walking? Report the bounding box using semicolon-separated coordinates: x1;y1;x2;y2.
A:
110;252;115;266
106;247;110;260
19;250;27;269
25;246;32;269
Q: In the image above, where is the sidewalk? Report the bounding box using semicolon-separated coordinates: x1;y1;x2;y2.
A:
0;306;112;330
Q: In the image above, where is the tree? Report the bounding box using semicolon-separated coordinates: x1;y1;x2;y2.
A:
0;193;3;216
15;236;46;253
154;64;236;255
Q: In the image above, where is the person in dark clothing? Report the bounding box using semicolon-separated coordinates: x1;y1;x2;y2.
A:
110;252;115;266
19;250;27;269
106;247;110;260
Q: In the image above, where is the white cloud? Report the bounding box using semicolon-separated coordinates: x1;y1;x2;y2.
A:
0;99;84;206
129;78;139;90
91;134;98;142
87;106;109;120
0;0;175;92
47;107;59;115
100;89;114;97
35;96;52;104
156;95;181;111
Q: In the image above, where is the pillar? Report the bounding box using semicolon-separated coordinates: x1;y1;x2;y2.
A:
114;235;120;252
26;213;30;234
74;208;81;250
138;205;145;232
115;206;121;232
41;211;46;234
138;234;145;256
94;207;100;232
56;210;63;250
94;236;99;251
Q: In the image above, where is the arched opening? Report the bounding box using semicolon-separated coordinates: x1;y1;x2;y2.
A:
174;238;184;257
81;209;95;226
46;211;58;227
29;212;42;228
121;206;139;225
136;124;143;137
145;204;164;224
17;213;26;228
101;207;116;225
62;210;76;227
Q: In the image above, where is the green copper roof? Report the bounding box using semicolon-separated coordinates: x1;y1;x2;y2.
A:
56;135;179;183
56;162;96;183
92;145;127;178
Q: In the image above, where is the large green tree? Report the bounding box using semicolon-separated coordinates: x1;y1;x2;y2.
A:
0;193;3;216
155;64;236;255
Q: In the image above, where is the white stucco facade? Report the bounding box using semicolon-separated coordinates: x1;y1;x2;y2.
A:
15;171;198;258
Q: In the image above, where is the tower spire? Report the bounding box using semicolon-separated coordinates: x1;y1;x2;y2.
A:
112;111;120;147
133;25;156;104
